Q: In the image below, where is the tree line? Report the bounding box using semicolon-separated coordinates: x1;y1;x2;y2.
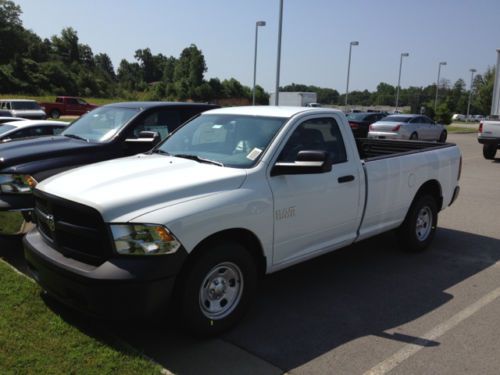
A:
0;0;495;120
0;0;269;104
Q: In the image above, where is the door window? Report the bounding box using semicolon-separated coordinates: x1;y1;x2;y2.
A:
132;110;181;140
278;117;347;164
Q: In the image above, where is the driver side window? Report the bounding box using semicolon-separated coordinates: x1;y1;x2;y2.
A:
278;117;347;164
131;110;181;140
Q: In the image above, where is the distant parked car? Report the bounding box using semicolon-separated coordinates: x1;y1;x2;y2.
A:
452;114;466;121
368;114;447;142
0;99;47;120
0;120;69;143
0;117;26;124
346;112;387;138
40;96;99;119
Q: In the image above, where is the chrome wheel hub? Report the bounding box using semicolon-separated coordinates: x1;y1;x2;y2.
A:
416;206;432;241
199;262;243;320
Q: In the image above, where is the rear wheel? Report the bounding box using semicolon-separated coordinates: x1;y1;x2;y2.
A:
397;194;438;252
438;130;447;143
178;241;258;336
483;144;497;160
50;109;60;119
410;132;418;140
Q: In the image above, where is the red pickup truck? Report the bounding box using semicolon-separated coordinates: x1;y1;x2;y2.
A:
41;96;98;118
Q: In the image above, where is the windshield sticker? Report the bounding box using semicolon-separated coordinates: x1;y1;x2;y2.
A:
247;148;262;161
212;124;223;129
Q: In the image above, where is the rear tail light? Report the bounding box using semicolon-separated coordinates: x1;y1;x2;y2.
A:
391;125;401;132
349;122;359;129
478;122;483;133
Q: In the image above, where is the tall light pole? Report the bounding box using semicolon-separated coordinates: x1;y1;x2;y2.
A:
274;0;284;105
434;61;447;112
345;41;359;108
492;49;500;117
466;68;477;121
252;21;266;105
395;52;409;112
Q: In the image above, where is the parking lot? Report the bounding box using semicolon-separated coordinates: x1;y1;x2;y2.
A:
1;132;499;375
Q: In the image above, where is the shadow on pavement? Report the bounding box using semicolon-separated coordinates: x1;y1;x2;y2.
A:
1;228;499;374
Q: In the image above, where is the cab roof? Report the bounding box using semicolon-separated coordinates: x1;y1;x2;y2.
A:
202;106;343;118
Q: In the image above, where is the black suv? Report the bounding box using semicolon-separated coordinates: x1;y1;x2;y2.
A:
0;102;218;234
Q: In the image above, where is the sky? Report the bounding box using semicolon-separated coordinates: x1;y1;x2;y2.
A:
14;0;500;93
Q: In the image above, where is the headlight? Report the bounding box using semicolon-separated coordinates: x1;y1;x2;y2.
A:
110;224;181;255
0;174;37;194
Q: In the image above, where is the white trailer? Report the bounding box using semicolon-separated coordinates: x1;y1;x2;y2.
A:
270;92;317;106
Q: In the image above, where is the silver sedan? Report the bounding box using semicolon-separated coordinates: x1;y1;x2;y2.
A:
368;114;447;142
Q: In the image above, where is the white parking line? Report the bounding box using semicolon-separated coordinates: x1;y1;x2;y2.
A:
364;285;500;375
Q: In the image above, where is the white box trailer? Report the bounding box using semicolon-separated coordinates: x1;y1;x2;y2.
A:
270;92;317;106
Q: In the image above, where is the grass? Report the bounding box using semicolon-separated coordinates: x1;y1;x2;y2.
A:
0;212;24;235
0;95;124;106
0;260;164;374
446;125;477;133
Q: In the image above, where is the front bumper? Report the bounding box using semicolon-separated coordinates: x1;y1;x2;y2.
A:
0;194;35;235
24;229;187;319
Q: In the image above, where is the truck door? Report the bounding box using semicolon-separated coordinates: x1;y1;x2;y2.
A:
268;115;362;265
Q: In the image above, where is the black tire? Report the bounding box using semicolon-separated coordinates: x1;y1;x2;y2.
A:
438;130;447;143
397;194;438;252
50;109;60;119
410;132;418;140
483;144;497;160
178;241;258;336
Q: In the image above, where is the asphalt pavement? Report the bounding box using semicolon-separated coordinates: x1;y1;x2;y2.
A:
1;132;499;375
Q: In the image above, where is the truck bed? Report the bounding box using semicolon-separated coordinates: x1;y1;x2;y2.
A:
356;138;453;161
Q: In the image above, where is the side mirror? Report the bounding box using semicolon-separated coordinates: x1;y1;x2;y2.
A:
271;150;332;176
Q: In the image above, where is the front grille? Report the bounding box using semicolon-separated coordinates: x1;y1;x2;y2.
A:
34;190;111;265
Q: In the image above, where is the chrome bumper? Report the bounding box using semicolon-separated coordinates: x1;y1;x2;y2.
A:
0;209;35;235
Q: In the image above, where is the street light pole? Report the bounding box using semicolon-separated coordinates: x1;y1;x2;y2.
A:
434;61;447;112
345;41;359;109
252;21;266;105
274;0;283;105
466;68;477;121
395;52;409;112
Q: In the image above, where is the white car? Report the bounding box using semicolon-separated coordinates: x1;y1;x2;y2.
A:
368;114;447;142
0;120;69;143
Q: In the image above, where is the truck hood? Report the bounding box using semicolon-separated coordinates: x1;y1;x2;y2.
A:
37;154;248;222
0;136;99;173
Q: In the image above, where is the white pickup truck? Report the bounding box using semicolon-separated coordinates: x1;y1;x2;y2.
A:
24;106;461;335
478;119;500;159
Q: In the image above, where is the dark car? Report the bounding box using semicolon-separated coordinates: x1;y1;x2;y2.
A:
346;112;387;138
0;102;218;235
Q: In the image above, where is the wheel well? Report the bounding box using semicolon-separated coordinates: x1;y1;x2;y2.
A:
414;180;443;211
182;229;267;277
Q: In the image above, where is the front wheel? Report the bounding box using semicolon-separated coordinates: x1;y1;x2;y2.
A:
397;194;438;252
483;144;497;160
438;130;447;143
178;241;258;336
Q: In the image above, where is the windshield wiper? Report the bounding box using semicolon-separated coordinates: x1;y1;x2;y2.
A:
173;153;224;167
152;149;170;156
64;134;89;142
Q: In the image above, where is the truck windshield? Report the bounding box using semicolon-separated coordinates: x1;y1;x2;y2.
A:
62;106;140;143
157;114;287;168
